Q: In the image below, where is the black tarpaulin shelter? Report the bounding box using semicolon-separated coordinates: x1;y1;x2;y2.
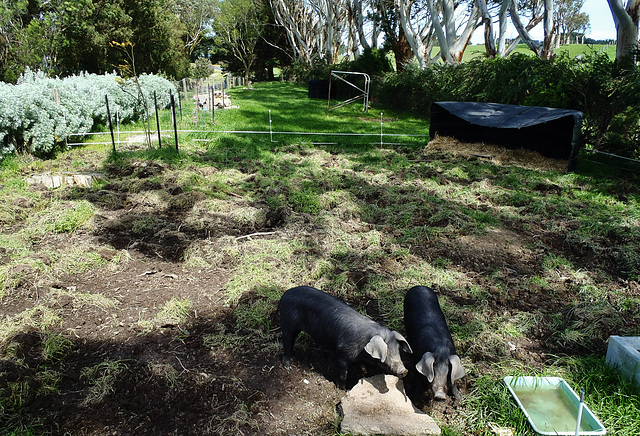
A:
429;102;584;171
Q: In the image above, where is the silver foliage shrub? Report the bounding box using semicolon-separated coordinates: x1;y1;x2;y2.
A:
0;69;177;157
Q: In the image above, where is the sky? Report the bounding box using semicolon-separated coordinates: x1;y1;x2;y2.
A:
471;0;617;44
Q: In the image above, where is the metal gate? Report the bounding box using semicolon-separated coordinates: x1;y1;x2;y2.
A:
327;71;370;112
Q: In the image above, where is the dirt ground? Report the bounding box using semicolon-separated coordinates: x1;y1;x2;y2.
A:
1;140;639;435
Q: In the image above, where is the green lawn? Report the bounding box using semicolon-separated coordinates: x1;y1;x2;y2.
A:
460;43;617;62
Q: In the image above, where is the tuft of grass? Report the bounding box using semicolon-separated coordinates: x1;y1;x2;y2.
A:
80;360;129;406
41;333;74;362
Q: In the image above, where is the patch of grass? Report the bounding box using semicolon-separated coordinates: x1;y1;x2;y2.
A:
290;187;323;214
223;238;314;305
0;306;61;345
80;360;129;406
138;298;193;331
53;249;108;276
49;287;119;310
203;323;251;351
50;201;95;233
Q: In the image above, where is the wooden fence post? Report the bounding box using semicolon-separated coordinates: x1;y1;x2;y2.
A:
170;92;179;153
154;91;161;148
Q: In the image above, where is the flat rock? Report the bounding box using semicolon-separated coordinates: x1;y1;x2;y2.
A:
26;172;106;189
340;374;441;435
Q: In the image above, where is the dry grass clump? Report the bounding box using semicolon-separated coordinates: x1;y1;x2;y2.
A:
426;136;568;172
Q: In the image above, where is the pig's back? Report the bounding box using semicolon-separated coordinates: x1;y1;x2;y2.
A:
404;286;454;354
280;286;378;349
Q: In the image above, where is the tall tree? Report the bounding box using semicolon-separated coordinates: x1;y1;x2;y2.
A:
395;0;435;68
373;0;413;70
122;0;190;78
270;0;349;65
608;0;640;68
173;0;217;57
0;0;51;82
0;0;190;82
214;0;267;82
555;0;587;45
426;0;480;63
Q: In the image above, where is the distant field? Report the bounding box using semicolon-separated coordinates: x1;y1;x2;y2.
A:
460;43;617;61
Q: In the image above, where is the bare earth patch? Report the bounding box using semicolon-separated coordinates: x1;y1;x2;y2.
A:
1;139;638;435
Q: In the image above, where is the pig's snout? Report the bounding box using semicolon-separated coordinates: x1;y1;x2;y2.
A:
433;387;447;401
390;361;409;378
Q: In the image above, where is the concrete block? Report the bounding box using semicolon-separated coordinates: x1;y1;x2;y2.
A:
606;336;640;387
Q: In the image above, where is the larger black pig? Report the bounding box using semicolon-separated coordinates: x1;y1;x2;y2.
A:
404;285;466;400
278;286;412;388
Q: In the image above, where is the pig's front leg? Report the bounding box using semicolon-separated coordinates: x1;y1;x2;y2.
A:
334;355;350;389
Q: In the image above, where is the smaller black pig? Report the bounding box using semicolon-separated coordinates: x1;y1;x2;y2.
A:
278;286;412;388
404;285;466;400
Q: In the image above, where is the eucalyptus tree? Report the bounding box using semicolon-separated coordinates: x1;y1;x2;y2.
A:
270;0;349;64
425;0;480;63
608;0;640;68
555;0;588;45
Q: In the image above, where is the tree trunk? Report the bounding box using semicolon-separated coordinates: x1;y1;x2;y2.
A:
540;0;555;60
497;0;510;56
426;0;455;63
509;0;541;56
608;0;640;68
351;0;370;51
477;0;496;57
397;0;427;68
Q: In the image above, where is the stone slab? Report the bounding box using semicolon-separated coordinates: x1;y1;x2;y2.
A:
26;172;106;189
340;374;441;436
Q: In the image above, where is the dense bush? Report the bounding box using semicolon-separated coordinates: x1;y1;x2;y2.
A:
0;70;176;158
282;49;394;84
375;53;640;159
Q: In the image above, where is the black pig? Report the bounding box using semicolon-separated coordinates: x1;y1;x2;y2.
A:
404;285;466;400
278;286;412;388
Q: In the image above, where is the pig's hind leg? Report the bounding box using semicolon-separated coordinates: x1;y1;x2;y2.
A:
280;327;300;370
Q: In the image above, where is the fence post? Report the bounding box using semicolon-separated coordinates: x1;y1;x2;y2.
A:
211;85;215;125
221;78;225;108
170;92;179;153
105;94;116;153
154;91;162;148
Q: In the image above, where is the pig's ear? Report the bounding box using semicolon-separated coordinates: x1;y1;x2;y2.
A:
416;352;435;382
392;331;413;354
449;355;466;382
364;335;388;362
